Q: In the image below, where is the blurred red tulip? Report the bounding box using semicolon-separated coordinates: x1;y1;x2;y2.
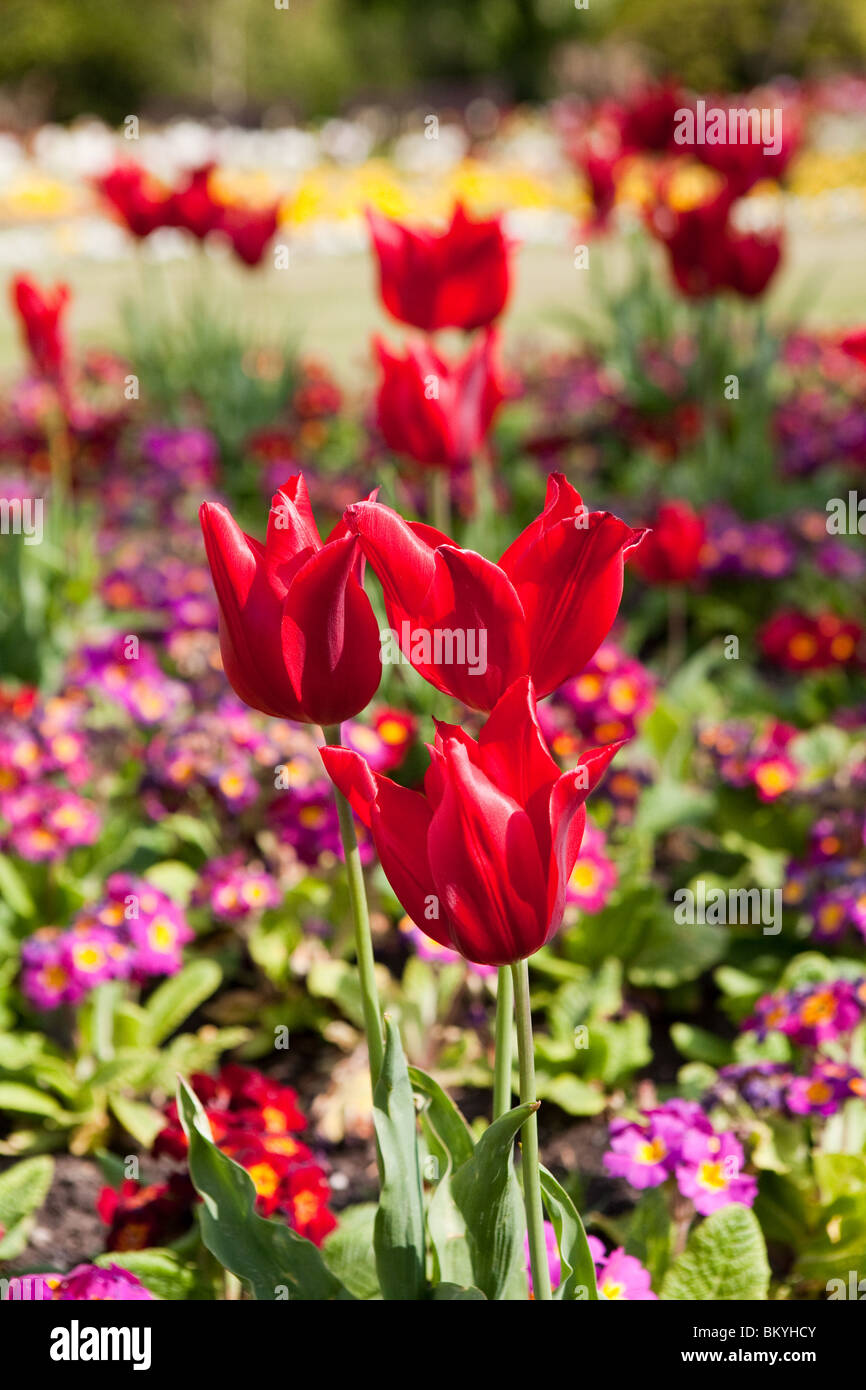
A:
367;202;512;331
218;202;281;267
171;164;223;239
11;274;70;382
200;474;381;726
629;500;707;584
321;677;623;965
374;329;506;471
649;187;782;299
95;162;173;238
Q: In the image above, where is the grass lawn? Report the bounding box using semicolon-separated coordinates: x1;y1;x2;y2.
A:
1;220;864;384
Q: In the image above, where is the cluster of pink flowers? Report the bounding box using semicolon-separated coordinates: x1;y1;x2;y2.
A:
746;978;866;1048
604;1098;757;1216
565;819;618;914
698;718;802;802
528;1221;656;1300
0;691;100;861
2;1265;153;1302
540;640;655;751
20;875;193;1010
68;636;188;727
193;852;281;923
784;810;866;944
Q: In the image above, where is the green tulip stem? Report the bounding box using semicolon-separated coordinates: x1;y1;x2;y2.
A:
323;723;384;1086
511;956;552;1301
493;965;514;1120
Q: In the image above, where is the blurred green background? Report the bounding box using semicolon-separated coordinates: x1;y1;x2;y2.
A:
1;0;865;125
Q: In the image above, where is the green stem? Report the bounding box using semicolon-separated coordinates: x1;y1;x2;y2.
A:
428;467;451;537
511;957;551;1301
323;723;384;1085
493;966;513;1120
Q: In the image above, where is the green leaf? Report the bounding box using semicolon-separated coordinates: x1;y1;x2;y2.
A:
409;1066;474;1168
144;960;222;1045
0;854;35;918
0;1082;72;1121
451;1102;534;1301
0;1155;53;1258
431;1282;486;1300
535;1073;605;1116
94;1248;205;1300
322;1204;380;1300
177;1076;350;1301
373;1016;426;1301
539;1166;598;1300
661;1206;770;1301
109;1095;166;1150
410;1066;475;1288
625;1186;673;1286
670;1023;733;1067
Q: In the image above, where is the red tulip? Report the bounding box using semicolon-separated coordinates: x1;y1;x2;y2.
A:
618;82;685;154
95;162;173;238
367;202;512;332
629;501;706;584
171;164;223;240
345;472;645;711
200;475;381;726
723;228;783;298
11;274;70;382
321;677;623;965
838;328;866;369
375;329;506;471
217;202;281;267
649;187;782;299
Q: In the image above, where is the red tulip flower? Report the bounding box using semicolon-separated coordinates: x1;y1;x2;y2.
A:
11;274;70;382
200;475;381;726
345;472;645;711
321;677;623;965
367;203;512;332
171;164;223;240
375;329;506;471
217;202;281;267
650;188;782;299
629;501;706;585
95;162;173;239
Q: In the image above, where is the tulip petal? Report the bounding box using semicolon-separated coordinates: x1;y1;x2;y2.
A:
503;511;646;698
546;740;625;930
282;535;381;726
200;501;302;719
424;546;528;710
498;472;585;577
320;746;448;947
428;739;548;965
475;676;559;856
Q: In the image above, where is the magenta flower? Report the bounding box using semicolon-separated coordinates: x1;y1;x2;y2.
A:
786;1062;864;1116
604;1098;712;1189
595;1247;657;1301
565;819;617;912
50;1264;155;1301
675;1129;757;1215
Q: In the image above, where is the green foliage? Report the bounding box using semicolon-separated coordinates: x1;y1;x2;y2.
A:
661;1205;771;1300
0;1155;53;1259
177;1076;352;1301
